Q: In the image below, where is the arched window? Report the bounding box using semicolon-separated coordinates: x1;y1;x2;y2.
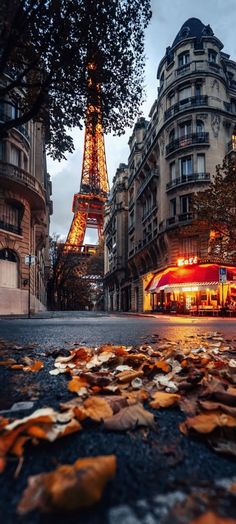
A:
196;120;204;135
0;249;19;288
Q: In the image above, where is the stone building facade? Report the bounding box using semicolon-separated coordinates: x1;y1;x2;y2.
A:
0;97;52;314
104;164;129;311
104;18;236;313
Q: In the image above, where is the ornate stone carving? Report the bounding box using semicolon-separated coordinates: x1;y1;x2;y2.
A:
211;113;221;137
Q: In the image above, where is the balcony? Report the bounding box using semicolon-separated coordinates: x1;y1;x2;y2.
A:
175;63;191;76
166;172;210;191
0;220;22;236
137;169;159;199
164;95;208;121
166;132;209;156
0;161;46;211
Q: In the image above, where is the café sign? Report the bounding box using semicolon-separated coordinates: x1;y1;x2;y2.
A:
177;255;198;267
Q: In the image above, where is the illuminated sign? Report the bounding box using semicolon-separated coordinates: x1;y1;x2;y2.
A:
177;256;198;267
181;286;199;292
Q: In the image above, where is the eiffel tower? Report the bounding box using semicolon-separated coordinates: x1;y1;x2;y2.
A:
64;62;109;253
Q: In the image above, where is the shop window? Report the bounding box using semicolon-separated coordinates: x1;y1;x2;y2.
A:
178;52;190;67
197;154;205;173
179;156;193;176
0;248;19;288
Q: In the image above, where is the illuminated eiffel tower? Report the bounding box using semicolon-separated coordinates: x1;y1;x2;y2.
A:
64;62;109;253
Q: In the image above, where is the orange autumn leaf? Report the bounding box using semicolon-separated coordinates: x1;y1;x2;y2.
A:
149;391;180;409
154;361;171;373
116;370;144;383
180;412;236;435
18;455;116;513
67;376;88;393
24;360;44;373
190;511;236;524
81;396;113;421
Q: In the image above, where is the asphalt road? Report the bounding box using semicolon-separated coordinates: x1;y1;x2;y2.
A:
1;311;236;348
1;312;236;524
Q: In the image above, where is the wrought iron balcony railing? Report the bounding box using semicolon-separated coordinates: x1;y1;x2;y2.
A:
0;220;22;236
166;172;210;191
166;132;209;156
164;95;208;121
0;161;45;201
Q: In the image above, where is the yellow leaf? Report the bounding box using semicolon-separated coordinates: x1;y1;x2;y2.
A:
149;391;180;409
17;455;116;513
82;396;113;421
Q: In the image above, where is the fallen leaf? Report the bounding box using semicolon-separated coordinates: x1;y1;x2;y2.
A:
190;511;236;524
67;376;88;393
74;396;113;422
180;412;236;435
104;403;155;431
199;400;236;417
116;370;143;383
149;391;180;409
17;454;116;513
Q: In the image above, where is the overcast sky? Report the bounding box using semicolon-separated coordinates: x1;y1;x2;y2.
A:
48;0;236;242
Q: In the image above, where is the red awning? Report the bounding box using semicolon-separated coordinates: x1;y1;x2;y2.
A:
146;264;236;292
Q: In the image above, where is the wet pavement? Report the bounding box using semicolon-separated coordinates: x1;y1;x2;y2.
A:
0;312;236;524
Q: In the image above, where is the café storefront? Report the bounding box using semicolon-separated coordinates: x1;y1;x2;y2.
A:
146;262;236;314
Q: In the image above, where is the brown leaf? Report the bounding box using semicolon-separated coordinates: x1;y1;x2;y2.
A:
116;370;143;383
190;511;236;524
104;403;155;431
17;455;116;513
23;360;44;372
154;361;172;374
180;412;236;435
149;391;180;409
199;400;236;417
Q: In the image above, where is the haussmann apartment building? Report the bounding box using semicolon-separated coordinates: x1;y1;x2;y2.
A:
104;17;236;315
0;76;53;315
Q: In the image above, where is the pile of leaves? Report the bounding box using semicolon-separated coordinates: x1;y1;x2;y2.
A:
1;332;236;514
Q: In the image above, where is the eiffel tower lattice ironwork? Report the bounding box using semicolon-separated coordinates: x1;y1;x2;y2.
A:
64;63;109;253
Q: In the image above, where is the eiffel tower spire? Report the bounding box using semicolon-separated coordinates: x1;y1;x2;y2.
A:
64;62;109;251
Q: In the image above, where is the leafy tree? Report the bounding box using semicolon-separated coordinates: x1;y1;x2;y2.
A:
0;0;151;160
193;157;236;262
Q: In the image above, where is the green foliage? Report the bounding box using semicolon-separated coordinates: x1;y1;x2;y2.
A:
0;0;151;160
193;157;236;261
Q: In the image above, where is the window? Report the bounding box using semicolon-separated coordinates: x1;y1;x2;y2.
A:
197;154;205;173
168;92;175;108
0;142;5;161
170;162;176;181
178;52;190;67
170;198;176;216
179;86;191;103
10;146;21;167
0;200;23;235
169;129;175;143
0;249;18;288
195;84;201;98
181;236;198;255
179;156;193;176
196;120;204;135
180;194;191;214
179;121;191;138
208;49;217;63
